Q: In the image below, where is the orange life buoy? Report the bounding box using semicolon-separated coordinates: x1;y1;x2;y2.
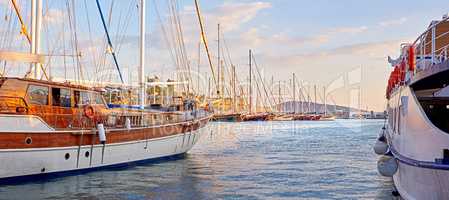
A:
408;45;415;71
83;105;95;119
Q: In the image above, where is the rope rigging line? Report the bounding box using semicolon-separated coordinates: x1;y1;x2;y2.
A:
83;0;101;82
166;0;196;94
294;74;308;113
114;1;137;56
10;0;31;44
153;0;178;75
194;0;218;94
173;0;195;94
251;52;275;111
95;0;124;84
65;0;76;82
221;36;248;107
0;3;14;76
168;0;186;92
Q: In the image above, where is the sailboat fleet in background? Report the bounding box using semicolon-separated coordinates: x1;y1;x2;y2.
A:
210;46;338;122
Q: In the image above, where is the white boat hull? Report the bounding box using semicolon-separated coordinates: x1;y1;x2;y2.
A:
0;126;209;181
394;162;449;200
385;86;449;199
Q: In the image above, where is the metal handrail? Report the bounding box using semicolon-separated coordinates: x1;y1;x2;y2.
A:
412;17;449;70
413;17;449;46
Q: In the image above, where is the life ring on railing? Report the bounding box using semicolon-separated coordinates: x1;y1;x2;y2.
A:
83;105;95;119
408;45;415;71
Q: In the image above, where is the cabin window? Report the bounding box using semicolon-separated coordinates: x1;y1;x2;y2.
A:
80;92;90;105
74;91;90;107
74;91;105;107
26;85;49;105
74;91;80;107
52;88;71;107
93;93;105;105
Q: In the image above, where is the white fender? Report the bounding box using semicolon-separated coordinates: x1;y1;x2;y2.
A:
97;123;106;143
374;139;389;155
377;155;398;177
125;118;131;130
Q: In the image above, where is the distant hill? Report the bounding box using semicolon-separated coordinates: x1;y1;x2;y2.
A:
276;101;367;114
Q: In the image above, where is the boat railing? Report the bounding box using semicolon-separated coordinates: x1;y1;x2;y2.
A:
96;109;210;129
414;17;449;71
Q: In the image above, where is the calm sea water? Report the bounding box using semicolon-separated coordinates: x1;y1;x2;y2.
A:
0;120;394;200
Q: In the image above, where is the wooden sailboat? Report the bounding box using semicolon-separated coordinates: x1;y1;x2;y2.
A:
0;0;212;182
241;49;270;121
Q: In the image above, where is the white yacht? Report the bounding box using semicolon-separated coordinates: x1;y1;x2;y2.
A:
375;15;449;199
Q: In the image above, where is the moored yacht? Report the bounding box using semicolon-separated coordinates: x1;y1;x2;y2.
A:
0;0;212;183
0;77;211;182
375;15;449;199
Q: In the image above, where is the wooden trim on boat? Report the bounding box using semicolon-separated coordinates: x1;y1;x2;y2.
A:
0;116;210;149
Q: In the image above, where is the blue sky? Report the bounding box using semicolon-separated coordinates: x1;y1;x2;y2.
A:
1;0;448;111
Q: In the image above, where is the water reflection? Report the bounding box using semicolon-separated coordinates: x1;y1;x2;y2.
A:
0;120;393;200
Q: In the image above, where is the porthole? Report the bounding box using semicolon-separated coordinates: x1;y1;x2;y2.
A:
41;168;46;173
65;153;70;160
25;137;32;145
85;151;90;158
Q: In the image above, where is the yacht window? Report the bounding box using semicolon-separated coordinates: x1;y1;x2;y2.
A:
52;88;71;107
26;85;49;105
80;92;90;105
74;91;81;107
94;93;105;105
74;91;94;107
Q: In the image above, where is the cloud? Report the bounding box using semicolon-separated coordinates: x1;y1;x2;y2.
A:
378;17;407;27
239;25;369;50
327;40;402;58
269;39;404;66
215;2;271;32
181;1;272;33
310;26;368;45
329;26;368;34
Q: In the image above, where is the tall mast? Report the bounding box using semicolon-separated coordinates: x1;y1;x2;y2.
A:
139;0;146;108
30;0;42;79
249;49;252;114
300;82;304;114
323;86;327;116
308;85;311;113
30;0;36;78
35;0;42;79
314;84;317;114
232;65;237;113
194;0;218;94
207;76;211;99
197;41;201;95
217;23;220;98
293;73;296;114
278;80;281;112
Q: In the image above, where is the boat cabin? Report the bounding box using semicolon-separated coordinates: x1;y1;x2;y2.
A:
0;77;109;129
